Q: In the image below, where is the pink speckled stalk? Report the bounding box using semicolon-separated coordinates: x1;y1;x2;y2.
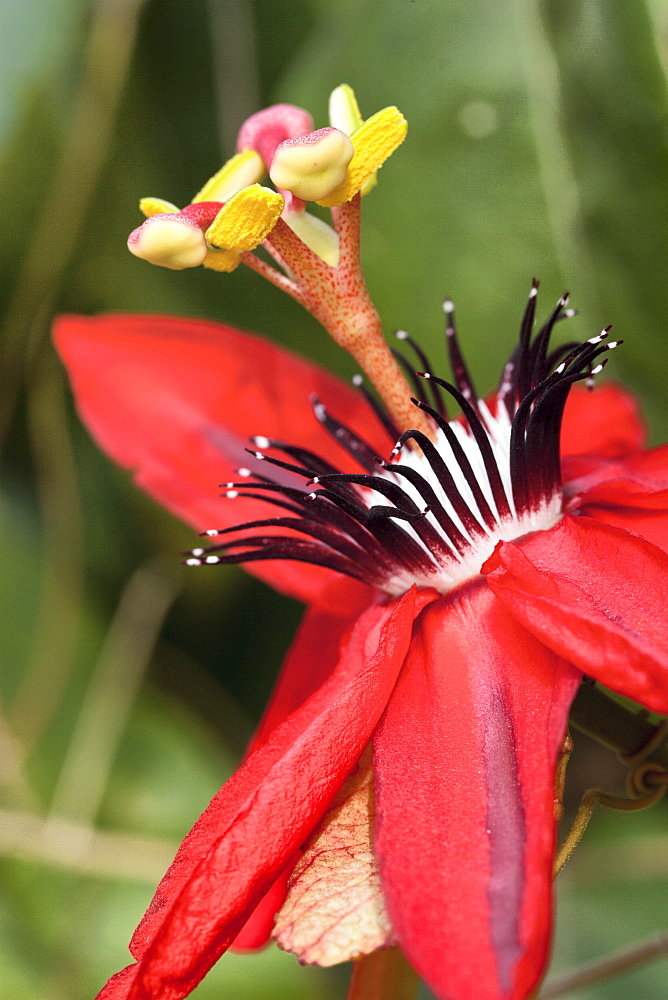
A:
261;195;432;438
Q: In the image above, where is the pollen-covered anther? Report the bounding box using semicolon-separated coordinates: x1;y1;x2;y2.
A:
316;105;408;208
205;185;284;253
270;127;354;201
127;214;208;270
191;149;265;203
139;196;180;218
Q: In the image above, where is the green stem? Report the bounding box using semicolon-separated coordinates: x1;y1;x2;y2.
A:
569;683;668;770
346;948;420;1000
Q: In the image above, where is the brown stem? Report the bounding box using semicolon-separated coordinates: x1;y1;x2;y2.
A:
553;732;574;823
553;763;667;878
552;686;668;877
346;948;420;1000
538;931;668;999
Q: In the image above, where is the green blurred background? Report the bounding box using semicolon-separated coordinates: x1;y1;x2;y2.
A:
0;1;666;997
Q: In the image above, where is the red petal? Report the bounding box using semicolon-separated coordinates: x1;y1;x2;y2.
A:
560;382;645;459
96;965;139;999
248;577;377;753
230;865;295;951
577;480;668;509
373;583;580;1000
53;314;389;603
561;444;668;552
233;577;375;950
96;587;416;1000
563;442;668;496
483;515;668;713
577;506;668;556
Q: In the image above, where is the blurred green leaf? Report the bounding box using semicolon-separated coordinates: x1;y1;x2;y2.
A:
537;0;668;433
0;0;81;145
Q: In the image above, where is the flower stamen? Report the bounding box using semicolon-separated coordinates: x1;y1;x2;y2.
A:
186;287;620;598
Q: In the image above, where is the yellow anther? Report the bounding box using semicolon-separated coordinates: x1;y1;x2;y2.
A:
192;150;265;204
328;85;376;196
317;106;407;208
284;210;340;267
202;249;242;273
139;197;180;218
270;128;354;202
328;84;363;137
205;184;284;252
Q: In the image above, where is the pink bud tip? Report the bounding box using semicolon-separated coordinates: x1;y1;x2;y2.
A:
237;103;314;169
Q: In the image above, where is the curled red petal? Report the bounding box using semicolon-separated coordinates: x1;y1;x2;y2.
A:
96;587;417;1000
483;515;668;713
374;584;580;1000
53;314;388;603
560;382;645;460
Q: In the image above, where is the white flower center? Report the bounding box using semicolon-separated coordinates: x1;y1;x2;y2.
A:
369;400;562;596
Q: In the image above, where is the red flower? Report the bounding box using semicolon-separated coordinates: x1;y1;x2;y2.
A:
53;292;668;1000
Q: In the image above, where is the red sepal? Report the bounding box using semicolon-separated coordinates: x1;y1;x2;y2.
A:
95;588;416;1000
373;583;579;1000
53;314;389;604
484;515;668;714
